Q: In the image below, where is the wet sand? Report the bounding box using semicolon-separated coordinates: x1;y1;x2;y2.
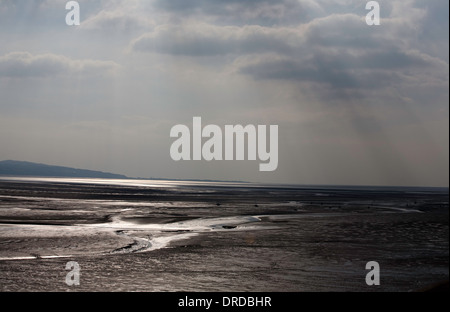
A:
0;178;448;291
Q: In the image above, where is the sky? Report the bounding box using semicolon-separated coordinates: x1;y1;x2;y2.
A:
0;0;448;187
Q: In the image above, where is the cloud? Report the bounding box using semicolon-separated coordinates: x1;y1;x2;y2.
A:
131;23;301;56
130;10;448;93
83;12;145;31
237;48;446;89
151;0;315;25
237;55;363;88
0;0;447;186
81;8;153;32
0;52;120;78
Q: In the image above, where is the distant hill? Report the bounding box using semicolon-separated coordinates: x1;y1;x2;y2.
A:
0;160;128;179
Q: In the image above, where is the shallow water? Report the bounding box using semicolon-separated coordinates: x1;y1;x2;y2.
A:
0;178;448;291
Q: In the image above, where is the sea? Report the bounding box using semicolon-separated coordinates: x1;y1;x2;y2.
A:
0;177;448;292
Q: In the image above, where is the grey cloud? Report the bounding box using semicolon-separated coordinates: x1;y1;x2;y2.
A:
0;52;68;77
415;0;449;61
0;52;120;78
81;9;153;32
132;24;300;56
238;48;444;90
249;11;449;90
303;14;384;49
238;56;362;88
152;0;315;25
130;8;447;92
